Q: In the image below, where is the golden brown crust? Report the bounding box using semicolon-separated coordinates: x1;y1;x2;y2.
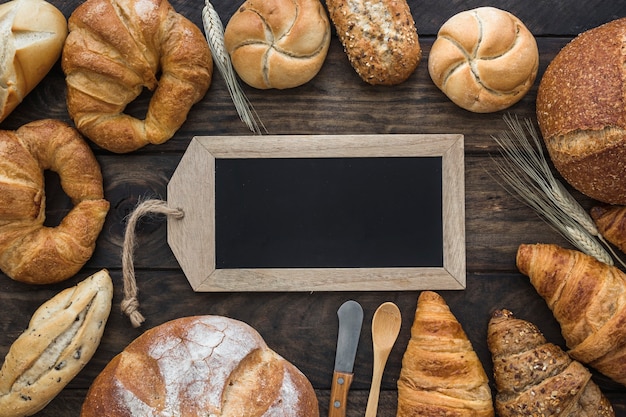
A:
488;309;614;417
591;205;626;254
536;18;626;204
0;119;109;284
0;270;113;417
62;0;212;153
396;291;494;417
224;0;331;89
428;7;538;113
81;316;319;417
326;0;421;85
516;243;626;386
0;0;67;122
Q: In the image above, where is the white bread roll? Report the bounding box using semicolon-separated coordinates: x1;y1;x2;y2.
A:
0;270;113;417
428;7;538;113
80;315;319;416
224;0;330;89
0;0;67;122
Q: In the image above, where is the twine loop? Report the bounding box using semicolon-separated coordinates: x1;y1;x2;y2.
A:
122;199;184;327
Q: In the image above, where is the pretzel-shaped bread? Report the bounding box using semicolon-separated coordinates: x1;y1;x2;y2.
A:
0;119;109;284
62;0;213;153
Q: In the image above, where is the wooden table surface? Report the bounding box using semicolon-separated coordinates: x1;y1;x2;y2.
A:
2;0;626;415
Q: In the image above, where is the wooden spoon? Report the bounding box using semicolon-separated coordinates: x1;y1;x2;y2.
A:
364;302;402;417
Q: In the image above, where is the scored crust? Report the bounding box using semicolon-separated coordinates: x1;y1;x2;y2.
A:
81;316;319;417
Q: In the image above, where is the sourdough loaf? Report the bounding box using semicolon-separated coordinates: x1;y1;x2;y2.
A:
80;315;319;416
536;18;626;204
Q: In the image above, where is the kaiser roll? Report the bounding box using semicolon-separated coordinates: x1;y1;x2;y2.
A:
224;0;330;89
80;315;319;417
536;18;626;205
428;7;538;113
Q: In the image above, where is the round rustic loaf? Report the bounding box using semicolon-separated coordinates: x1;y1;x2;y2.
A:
224;0;330;89
80;315;319;417
428;7;538;113
536;18;626;205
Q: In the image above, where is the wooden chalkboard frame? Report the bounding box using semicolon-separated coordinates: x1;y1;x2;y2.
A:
167;134;465;292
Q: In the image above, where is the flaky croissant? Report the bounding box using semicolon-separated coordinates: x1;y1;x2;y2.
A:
0;119;109;284
396;291;494;417
488;309;614;416
591;204;626;254
517;243;626;386
62;0;213;153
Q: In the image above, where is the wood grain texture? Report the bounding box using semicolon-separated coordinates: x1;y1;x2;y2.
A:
1;0;625;416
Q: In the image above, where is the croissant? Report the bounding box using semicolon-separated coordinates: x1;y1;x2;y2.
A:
487;309;614;416
0;119;109;284
396;291;494;417
516;243;626;386
590;204;626;254
62;0;213;153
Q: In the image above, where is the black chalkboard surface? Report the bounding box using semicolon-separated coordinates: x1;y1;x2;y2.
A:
167;134;465;292
215;157;443;269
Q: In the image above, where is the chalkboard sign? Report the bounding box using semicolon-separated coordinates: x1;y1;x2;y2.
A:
215;157;443;269
167;134;465;292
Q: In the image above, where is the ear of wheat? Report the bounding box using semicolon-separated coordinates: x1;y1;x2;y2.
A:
491;114;622;267
202;1;266;135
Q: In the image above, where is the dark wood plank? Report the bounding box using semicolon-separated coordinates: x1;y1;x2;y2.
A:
2;0;626;416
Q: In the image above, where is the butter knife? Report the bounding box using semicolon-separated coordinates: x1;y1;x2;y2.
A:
329;300;363;417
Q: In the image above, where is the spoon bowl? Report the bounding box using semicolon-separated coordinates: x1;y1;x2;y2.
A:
364;302;402;417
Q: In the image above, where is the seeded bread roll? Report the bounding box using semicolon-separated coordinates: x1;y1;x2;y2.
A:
428;7;538;113
81;315;319;417
224;0;331;89
536;17;626;204
326;0;421;85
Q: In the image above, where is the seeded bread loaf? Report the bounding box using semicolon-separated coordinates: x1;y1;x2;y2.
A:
326;0;421;85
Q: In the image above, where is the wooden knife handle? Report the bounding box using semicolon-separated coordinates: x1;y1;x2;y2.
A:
329;370;354;417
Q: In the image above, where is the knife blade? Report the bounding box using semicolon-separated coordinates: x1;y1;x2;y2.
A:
329;300;363;417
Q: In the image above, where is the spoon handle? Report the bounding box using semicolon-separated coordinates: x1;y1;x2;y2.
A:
364;350;391;417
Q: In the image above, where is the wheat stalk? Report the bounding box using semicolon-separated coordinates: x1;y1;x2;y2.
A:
202;1;266;135
491;114;620;266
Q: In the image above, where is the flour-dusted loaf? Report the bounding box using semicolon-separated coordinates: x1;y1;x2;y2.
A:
0;0;67;122
224;0;330;89
0;270;113;417
326;0;421;85
428;7;538;113
536;17;626;204
80;315;319;416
